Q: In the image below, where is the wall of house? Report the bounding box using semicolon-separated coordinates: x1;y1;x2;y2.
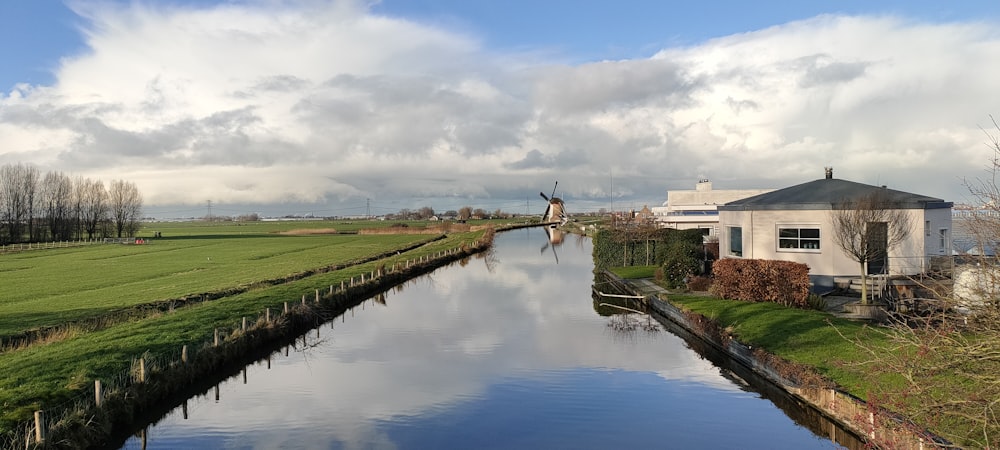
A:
719;207;948;288
719;209;855;286
924;208;952;257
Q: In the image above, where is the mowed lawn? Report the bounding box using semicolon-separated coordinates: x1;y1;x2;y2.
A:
0;221;436;339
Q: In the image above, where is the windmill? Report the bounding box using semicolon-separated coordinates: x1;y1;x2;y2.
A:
540;225;565;264
539;181;567;225
538;181;567;264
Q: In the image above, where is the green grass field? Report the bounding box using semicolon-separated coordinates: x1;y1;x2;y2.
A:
0;219;491;436
0;221;436;339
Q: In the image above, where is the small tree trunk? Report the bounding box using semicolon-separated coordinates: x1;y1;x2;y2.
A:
860;261;869;305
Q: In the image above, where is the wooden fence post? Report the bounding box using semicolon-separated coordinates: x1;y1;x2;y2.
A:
95;380;103;407
266;308;271;322
214;329;220;347
284;302;289;314
139;358;146;383
315;289;320;303
301;294;306;304
182;345;188;364
242;317;247;331
33;410;45;444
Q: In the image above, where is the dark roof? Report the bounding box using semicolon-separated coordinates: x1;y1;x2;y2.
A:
718;178;952;211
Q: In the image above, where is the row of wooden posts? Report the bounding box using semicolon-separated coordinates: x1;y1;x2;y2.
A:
0;239;100;254
25;244;481;446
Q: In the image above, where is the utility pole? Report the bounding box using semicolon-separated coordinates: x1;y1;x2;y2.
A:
610;170;614;225
206;200;212;221
366;198;371;219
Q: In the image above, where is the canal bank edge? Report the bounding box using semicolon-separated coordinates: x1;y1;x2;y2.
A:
12;231;498;450
601;270;951;449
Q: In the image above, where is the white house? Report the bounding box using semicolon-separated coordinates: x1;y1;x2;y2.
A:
652;179;773;238
717;169;953;289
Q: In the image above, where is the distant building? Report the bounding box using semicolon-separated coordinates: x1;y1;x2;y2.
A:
633;205;655;223
652;179;773;238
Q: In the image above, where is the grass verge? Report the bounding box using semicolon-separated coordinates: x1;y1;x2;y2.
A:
665;294;890;396
608;265;657;279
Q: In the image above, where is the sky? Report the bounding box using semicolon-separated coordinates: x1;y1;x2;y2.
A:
2;1;1000;218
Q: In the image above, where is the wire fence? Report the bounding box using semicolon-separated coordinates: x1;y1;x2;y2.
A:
7;237;493;449
0;239;105;254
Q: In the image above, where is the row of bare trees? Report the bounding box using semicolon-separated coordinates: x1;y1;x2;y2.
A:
0;163;143;245
385;206;512;221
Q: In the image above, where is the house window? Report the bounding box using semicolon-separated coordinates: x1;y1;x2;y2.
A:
777;227;821;251
939;228;948;251
728;226;743;257
925;220;931;237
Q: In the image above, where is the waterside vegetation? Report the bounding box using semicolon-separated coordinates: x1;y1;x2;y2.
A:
609;254;997;447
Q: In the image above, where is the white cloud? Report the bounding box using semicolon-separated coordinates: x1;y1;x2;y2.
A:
2;4;1000;213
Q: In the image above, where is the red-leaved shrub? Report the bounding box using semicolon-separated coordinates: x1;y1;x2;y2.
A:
711;258;810;308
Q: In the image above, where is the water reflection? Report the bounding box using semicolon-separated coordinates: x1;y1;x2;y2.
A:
119;227;851;449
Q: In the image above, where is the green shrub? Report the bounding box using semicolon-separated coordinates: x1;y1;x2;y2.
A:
806;293;827;311
660;240;701;288
592;227;706;269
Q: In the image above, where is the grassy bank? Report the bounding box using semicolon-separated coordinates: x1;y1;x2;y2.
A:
0;221;476;342
0;220;492;441
609;267;997;445
664;294;885;395
609;267;894;401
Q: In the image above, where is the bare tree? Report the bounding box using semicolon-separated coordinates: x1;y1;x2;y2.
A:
71;176;86;239
830;190;913;304
40;171;74;241
0;163;38;244
108;179;143;238
417;206;435;220
846;119;1000;448
77;178;108;240
458;206;472;220
23;165;40;242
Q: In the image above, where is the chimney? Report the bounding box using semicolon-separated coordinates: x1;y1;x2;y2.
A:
824;167;833;179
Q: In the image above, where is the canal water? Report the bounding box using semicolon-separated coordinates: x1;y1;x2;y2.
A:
118;227;851;449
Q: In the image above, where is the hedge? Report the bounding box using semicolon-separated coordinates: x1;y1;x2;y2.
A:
593;227;705;269
711;258;811;308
